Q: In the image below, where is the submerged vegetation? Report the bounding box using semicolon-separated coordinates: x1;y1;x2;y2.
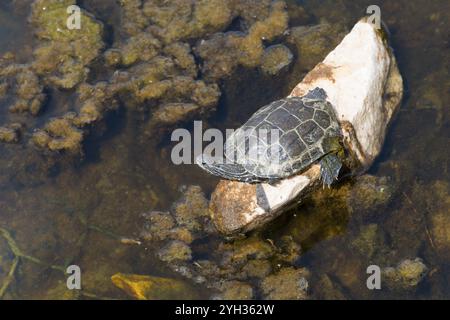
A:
0;0;449;299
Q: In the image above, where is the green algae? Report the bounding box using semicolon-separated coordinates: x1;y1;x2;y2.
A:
383;258;428;291
33;116;84;154
219;280;254;300
31;0;104;89
260;267;310;300
0;125;20;143
261;44;294;75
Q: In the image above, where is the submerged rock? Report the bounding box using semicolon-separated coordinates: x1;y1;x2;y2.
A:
111;273;197;300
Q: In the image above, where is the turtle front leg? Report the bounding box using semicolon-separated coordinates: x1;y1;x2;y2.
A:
319;153;342;187
341;120;366;168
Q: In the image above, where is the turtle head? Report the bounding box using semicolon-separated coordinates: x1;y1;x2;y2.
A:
304;87;327;100
323;134;345;159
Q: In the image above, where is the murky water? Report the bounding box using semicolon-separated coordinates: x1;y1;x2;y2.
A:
0;0;448;299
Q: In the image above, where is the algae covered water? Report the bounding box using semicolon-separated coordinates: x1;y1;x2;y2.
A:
0;0;448;299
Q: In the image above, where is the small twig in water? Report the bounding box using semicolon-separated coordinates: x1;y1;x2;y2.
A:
0;226;126;300
402;191;437;251
0;227;66;298
0;256;19;299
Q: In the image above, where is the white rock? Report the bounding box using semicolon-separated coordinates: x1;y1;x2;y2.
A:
210;18;403;234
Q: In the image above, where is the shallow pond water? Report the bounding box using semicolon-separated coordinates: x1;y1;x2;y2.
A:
0;0;448;299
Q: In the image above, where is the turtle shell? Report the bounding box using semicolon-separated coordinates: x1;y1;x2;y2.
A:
223;87;341;181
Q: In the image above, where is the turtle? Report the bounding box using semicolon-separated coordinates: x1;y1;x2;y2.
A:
196;87;345;186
